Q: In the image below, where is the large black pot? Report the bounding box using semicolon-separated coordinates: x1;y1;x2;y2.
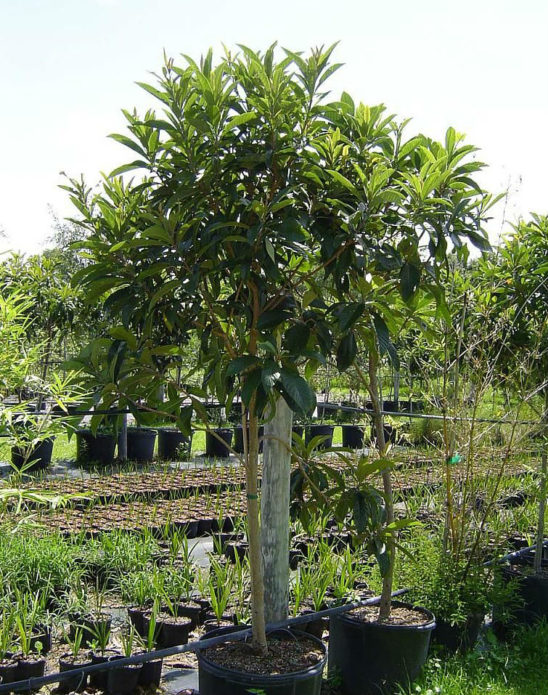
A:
11;438;54;472
126;427;157;462
157;428;192;460
305;424;334;449
76;430;116;465
431;613;483;652
292;425;304;440
494;565;548;630
341;425;364;449
233;425;264;454
198;627;326;695
370;424;397;445
328;602;435;695
205;428;233;458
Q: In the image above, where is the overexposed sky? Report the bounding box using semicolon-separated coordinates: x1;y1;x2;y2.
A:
0;0;546;254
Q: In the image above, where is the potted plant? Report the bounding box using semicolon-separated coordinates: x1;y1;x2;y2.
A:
66;43;495;695
136;608;163;687
106;625;142;695
126;426;157;463
59;628;93;693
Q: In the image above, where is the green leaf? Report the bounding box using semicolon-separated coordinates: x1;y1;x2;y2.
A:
221;111;257;136
284;323;310;353
261;360;280;393
258;309;292;330
400;261;421;301
373;315;400;370
226;355;261;377
278;369;316;416
336;332;357;371
109;326;137;350
336;302;365;332
327;170;359;196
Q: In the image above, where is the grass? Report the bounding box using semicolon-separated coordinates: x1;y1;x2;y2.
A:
400;622;548;695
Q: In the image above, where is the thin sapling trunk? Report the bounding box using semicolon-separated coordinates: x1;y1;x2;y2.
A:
368;351;394;621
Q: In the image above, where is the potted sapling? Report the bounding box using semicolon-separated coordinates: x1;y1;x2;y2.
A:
59;628;93;693
88;619;117;691
14;614;46;681
136;606;163;687
0;607;18;684
107;625;142;695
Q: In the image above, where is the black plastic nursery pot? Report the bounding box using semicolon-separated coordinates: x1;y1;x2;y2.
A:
341;424;365;449
89;650;119;690
138;657;163;687
106;655;143;695
14;656;46;682
431;613;483;653
292;425;304;440
58;654;93;693
11;437;54;472
205;428;233;458
370;424;397;445
157;427;192;460
497;565;548;627
328;602;435;695
0;658;18;684
305;424;334;449
126;427;157;463
198;627;327;695
233;425;264;454
76;429;117;466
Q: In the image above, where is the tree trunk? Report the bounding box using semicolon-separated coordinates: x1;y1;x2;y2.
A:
244;403;267;652
368;351;394;620
534;452;547;575
261;395;293;623
118;413;128;462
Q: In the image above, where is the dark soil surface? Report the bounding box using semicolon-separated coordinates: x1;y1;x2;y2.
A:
348;604;431;626
202;633;324;675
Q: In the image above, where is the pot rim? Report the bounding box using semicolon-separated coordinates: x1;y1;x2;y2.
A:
339;600;436;631
197;627;327;683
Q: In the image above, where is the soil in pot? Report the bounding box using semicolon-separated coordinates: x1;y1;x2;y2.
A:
205;428;233;458
198;627;326;695
328;602;435;695
106;655;142;695
76;430;117;466
157;428;191;460
305;424;334;449
58;653;93;693
11;438;54;472
126;427;157;463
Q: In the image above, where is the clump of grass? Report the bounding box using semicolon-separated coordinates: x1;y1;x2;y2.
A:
399;622;548;695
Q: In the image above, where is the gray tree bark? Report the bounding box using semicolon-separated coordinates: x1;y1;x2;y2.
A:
261;395;293;623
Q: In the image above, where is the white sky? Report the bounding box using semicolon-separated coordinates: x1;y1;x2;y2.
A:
0;0;546;254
